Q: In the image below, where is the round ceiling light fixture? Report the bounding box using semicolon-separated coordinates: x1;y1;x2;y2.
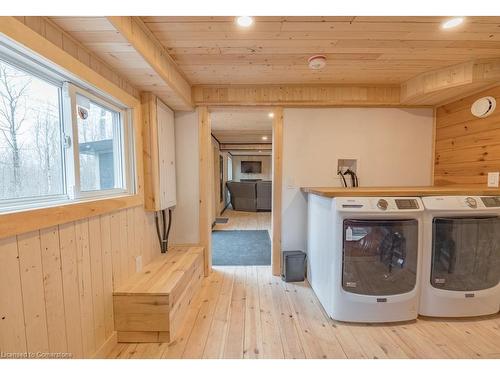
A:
268;112;274;118
236;16;254;27
262;136;268;141
471;96;496;118
308;55;327;70
442;17;464;29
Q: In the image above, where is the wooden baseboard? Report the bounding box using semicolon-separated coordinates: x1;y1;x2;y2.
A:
92;331;118;359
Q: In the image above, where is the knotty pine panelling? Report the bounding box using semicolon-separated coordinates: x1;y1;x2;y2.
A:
0;206;160;358
434;85;500;186
14;17;139;99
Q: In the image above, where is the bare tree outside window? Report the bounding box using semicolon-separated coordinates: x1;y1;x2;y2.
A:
0;59;63;201
0;51;131;211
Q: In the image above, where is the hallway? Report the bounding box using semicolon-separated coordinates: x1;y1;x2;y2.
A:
213;208;271;235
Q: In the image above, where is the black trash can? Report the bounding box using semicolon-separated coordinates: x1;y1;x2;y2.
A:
281;250;307;282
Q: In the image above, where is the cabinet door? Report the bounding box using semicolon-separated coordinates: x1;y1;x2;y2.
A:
156;99;177;209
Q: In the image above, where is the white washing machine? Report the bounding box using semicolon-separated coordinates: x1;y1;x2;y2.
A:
307;195;424;323
420;196;500;317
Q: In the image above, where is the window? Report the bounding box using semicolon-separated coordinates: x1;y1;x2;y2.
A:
0;43;134;212
0;57;64;204
69;87;130;197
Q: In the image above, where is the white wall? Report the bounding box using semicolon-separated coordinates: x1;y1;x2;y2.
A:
170;111;199;245
221;151;230;211
232;155;272;181
282;107;434;252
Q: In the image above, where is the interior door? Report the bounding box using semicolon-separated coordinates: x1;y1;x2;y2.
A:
342;219;418;296
431;216;500;291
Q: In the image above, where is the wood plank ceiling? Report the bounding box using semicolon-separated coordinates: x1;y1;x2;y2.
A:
140;16;500;85
211;109;273;145
48;16;500;108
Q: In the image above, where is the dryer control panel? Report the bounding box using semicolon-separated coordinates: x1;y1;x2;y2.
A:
422;196;500;211
481;196;500;207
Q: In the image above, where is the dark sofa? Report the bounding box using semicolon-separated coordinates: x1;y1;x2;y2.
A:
226;180;272;211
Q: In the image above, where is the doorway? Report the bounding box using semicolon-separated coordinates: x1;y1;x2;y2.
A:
209;108;274;266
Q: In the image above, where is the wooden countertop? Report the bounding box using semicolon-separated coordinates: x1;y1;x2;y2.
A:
300;186;500;198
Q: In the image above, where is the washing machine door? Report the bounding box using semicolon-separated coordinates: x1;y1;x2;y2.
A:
342;219;418;296
431;216;500;291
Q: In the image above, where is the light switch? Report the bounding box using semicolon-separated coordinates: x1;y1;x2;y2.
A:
487;172;500;188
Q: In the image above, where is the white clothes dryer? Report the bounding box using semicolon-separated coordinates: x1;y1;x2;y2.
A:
419;196;500;317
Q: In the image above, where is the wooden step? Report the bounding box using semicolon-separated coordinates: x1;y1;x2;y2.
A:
113;246;204;343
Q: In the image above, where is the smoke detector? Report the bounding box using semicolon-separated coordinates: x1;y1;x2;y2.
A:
471;96;496;118
308;55;327;70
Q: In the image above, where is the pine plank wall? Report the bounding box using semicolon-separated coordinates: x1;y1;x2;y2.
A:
0;17;161;358
434;85;500;186
0;207;160;358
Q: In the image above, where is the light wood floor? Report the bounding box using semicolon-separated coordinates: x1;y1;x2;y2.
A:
107;266;500;359
213;208;271;234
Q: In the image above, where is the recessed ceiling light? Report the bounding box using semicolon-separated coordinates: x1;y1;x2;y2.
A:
442;17;464;29
268;112;274;118
262;136;268;141
236;16;253;27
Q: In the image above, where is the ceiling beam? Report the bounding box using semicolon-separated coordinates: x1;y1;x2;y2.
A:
401;58;500;106
193;84;401;107
107;16;193;110
220;144;272;151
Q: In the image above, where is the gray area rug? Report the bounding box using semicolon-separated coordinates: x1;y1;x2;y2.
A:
212;230;271;266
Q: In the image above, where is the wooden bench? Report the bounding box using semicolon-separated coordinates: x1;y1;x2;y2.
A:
113;246;204;343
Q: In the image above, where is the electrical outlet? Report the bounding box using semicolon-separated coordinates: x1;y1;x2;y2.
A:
135;256;143;273
488;172;500;188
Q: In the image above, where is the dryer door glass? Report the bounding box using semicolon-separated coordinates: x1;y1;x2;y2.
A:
342;219;418;295
431;216;500;291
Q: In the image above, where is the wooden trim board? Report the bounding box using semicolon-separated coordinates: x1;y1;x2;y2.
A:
198;107;212;276
271;107;284;276
193;84;401;107
0;196;143;240
107;16;193;111
141;92;161;211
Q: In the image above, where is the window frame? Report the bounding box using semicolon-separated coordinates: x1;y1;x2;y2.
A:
65;83;134;200
0;52;68;211
0;38;136;214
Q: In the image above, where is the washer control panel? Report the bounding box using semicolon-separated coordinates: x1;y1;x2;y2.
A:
377;199;388;210
337;197;423;212
395;199;420;210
